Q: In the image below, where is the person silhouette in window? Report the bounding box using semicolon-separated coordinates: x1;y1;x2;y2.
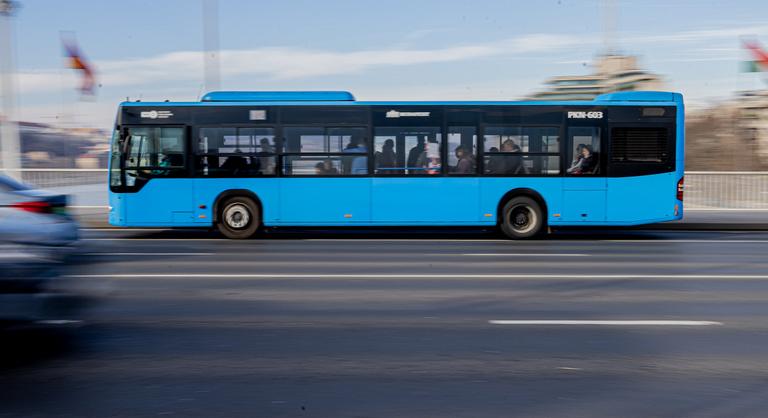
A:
453;145;474;174
407;137;427;173
567;144;596;175
376;139;397;174
343;136;368;175
501;139;524;175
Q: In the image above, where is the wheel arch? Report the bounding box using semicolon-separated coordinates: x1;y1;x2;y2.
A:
496;188;549;226
212;189;263;224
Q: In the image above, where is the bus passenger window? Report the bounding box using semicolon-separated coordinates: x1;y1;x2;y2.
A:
374;127;441;175
281;127;368;176
197;127;276;177
483;126;560;176
447;126;477;175
567;127;601;176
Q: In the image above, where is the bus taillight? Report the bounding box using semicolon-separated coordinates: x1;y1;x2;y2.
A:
677;176;684;201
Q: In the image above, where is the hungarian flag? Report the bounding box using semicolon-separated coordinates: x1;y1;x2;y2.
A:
742;39;768;72
62;35;96;94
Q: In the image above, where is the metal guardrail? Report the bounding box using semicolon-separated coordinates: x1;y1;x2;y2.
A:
2;168;107;189
685;171;768;210
2;169;768;210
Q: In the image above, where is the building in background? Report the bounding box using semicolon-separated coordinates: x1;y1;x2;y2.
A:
734;90;768;161
18;122;108;168
526;54;665;101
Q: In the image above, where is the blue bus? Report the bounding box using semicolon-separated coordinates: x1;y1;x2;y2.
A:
109;90;684;239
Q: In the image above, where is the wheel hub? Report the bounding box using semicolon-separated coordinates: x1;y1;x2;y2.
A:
224;204;250;229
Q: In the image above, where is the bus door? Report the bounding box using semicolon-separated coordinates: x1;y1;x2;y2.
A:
121;126;196;225
561;125;606;223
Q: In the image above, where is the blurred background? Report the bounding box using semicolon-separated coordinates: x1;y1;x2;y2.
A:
2;0;768;211
3;1;768;417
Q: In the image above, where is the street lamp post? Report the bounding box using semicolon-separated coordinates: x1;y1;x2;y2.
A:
0;0;21;180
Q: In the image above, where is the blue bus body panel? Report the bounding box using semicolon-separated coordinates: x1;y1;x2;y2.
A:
109;175;680;227
122;180;196;226
371;178;480;224
606;173;678;224
279;178;371;224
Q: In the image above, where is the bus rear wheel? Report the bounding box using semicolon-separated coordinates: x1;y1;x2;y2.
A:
217;197;260;239
500;196;544;239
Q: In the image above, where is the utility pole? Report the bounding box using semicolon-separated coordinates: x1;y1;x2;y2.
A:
202;0;221;93
602;0;617;56
0;0;21;180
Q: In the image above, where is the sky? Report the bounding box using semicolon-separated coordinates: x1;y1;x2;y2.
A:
6;0;768;129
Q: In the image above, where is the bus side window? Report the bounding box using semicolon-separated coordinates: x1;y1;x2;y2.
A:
566;127;601;176
447;126;477;175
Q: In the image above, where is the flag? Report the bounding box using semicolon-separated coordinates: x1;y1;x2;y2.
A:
742;39;768;72
61;35;96;95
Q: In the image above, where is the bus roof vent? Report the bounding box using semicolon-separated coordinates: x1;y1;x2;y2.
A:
200;91;356;102
594;91;679;102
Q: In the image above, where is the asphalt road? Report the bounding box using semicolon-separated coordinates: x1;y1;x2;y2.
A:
3;228;768;417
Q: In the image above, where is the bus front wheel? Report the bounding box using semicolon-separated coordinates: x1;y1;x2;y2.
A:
217;197;260;239
500;196;544;239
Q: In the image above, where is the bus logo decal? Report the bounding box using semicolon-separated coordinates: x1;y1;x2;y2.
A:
386;110;430;118
567;111;603;119
140;110;174;119
249;110;267;120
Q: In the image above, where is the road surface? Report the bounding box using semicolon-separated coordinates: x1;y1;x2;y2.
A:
2;228;768;417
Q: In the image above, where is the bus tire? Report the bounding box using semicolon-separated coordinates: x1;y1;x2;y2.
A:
500;196;544;239
217;196;260;239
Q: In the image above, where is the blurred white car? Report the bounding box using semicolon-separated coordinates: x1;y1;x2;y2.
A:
0;175;79;246
0;175;84;327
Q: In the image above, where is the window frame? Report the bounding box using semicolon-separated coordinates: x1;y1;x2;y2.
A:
445;125;479;176
280;124;370;177
114;124;190;191
193;124;279;177
480;123;563;177
565;125;603;177
372;125;444;177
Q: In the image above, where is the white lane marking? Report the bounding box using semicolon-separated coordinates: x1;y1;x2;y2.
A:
83;238;222;242
78;238;768;244
489;320;722;326
84;252;213;256
65;273;768;280
0;252;44;260
606;240;768;243
461;253;589;257
81;228;173;232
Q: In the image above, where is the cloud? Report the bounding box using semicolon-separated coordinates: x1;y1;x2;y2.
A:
15;33;581;95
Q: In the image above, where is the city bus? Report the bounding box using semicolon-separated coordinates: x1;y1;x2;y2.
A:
108;90;684;239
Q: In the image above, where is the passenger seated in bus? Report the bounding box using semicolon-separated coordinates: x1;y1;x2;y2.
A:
570;144;586;169
221;155;248;176
314;160;338;175
375;139;397;174
259;137;275;174
453;145;474;174
501;140;525;175
407;137;427;173
485;147;502;174
567;144;596;175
